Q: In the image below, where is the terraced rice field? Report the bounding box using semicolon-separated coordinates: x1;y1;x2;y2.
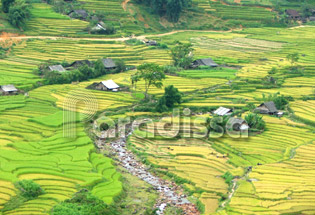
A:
0;19;314;214
128;114;315;213
0;94;122;213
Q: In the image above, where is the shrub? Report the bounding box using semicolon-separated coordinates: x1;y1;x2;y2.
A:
52;189;119;215
245;113;265;131
8;0;31;30
16;180;45;200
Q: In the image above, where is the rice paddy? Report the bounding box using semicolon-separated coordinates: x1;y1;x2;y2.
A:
0;5;314;213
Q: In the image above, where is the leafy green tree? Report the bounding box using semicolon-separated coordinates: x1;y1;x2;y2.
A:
1;0;15;13
132;63;165;98
156;85;182;112
245;113;265;130
114;59;126;73
8;0;30;30
94;59;106;76
52;190;119;215
164;85;182;108
263;93;289;110
286;53;299;66
16;180;45;200
170;42;194;68
141;0;191;22
156;96;168;112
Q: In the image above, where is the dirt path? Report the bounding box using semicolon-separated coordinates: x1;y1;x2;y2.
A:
122;0;131;11
0;29;242;42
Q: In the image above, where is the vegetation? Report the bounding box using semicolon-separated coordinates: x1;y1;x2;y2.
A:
245;113;265;131
7;0;30;30
262;93;289;110
286;52;299;66
171;42;194;69
136;0;191;22
52;190;119;215
132;63;165;98
156;85;182;112
1;0;15;13
0;2;314;214
39;59;126;85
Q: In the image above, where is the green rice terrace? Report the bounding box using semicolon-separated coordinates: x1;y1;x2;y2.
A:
0;0;315;214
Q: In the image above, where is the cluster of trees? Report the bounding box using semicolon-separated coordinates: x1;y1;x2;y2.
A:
156;85;182;112
52;189;119;215
245;113;265;131
130;63;183;112
16;180;45;200
170;42;194;69
2;180;45;212
136;0;191;22
262;93;290;110
40;59;126;85
2;0;30;29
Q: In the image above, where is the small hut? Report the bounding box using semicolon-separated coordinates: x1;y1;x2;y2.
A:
92;22;107;32
145;40;157;46
213;107;233;116
255;101;278;115
192;58;218;68
68;10;88;20
102;58;116;70
49;65;66;73
0;84;18;95
285;9;301;20
95;80;120;91
228;118;249;131
68;60;92;69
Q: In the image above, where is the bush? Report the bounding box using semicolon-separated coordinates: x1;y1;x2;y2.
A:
8;0;31;30
1;0;15;13
16;180;45;200
245;113;265;131
156;85;182;112
52;189;119;215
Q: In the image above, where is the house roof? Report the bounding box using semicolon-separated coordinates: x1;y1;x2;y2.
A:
286;9;300;17
240;124;249;130
69;60;92;68
194;58;218;67
68;10;88;19
49;65;66;72
146;40;157;46
261;101;278;113
102;58;116;68
213;107;232;116
1;84;18;92
229;117;246;125
101;80;120;90
92;22;106;31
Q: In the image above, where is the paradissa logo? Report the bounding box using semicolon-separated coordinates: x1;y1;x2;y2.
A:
94;108;249;139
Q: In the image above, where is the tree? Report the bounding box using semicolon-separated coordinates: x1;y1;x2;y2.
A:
156;85;182;112
8;0;30;30
166;0;183;22
286;53;299;66
245;113;265;131
164;85;182;108
1;0;15;13
156;96;168;112
170;42;194;69
114;59;126;73
264;93;289;110
16;180;45;200
132;63;165;98
94;59;106;76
